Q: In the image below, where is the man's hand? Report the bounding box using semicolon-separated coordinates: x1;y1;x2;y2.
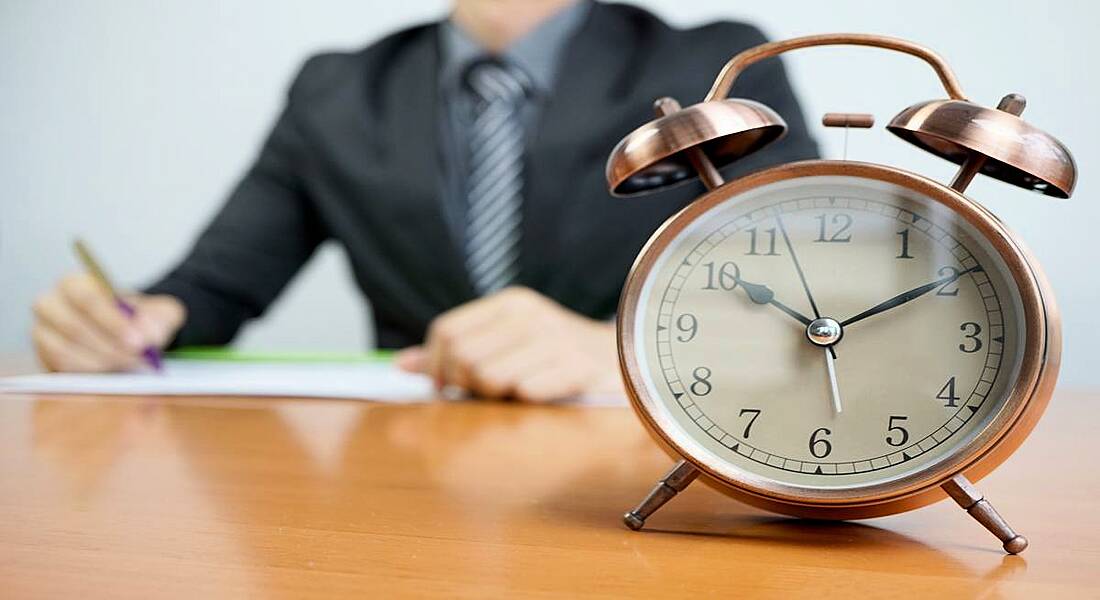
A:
31;273;186;372
395;287;622;402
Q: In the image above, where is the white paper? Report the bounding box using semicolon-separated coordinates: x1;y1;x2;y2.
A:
0;359;629;406
0;359;434;402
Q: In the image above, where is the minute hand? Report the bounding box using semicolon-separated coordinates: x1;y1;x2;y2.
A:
840;266;983;327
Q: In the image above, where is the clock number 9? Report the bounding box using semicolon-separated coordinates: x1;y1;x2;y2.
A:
959;322;983;353
808;427;832;458
675;314;698;342
690;367;712;396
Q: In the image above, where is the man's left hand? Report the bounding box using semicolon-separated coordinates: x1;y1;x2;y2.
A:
395;287;622;402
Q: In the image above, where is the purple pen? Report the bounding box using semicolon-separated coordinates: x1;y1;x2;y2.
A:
74;239;165;373
115;298;165;372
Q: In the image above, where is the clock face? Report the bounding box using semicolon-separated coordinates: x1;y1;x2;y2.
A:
630;172;1028;493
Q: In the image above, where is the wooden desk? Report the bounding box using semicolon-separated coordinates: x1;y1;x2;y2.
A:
1;380;1097;598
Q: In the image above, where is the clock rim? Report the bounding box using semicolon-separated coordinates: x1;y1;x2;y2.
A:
616;159;1059;519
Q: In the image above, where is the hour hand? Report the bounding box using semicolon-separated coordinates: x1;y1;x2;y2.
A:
734;276;813;326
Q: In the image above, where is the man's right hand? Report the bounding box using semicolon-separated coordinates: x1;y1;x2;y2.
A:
31;273;186;372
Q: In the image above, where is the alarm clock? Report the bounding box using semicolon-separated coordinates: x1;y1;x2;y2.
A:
606;34;1076;554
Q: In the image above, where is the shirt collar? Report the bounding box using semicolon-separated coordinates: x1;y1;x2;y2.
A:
439;0;591;96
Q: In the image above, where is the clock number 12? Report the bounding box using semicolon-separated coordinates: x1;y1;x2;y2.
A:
814;213;853;243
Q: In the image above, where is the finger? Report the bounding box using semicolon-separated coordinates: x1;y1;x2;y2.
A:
33;293;138;369
58;275;143;351
129;295;184;348
426;288;546;386
424;299;501;386
440;323;527;391
32;324;117;373
514;364;587;403
468;345;550;399
394;346;427;373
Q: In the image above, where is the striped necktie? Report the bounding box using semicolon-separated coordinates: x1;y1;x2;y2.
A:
463;59;528;295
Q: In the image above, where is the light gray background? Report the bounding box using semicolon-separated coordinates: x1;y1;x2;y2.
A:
2;1;1097;385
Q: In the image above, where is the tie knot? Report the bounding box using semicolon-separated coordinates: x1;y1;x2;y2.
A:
464;59;530;105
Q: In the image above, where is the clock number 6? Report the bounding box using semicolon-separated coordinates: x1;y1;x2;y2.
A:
886;415;910;447
808;427;832;459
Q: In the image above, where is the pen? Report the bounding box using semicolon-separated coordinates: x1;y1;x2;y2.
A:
73;239;164;372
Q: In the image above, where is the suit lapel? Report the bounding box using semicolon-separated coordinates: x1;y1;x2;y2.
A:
521;3;634;291
378;26;477;305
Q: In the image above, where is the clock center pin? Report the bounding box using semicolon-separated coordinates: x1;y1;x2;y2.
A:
806;317;843;347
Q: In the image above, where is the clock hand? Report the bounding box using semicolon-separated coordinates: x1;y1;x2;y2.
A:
733;276;813;326
840;265;984;327
823;347;843;414
773;209;823;319
772;209;837;360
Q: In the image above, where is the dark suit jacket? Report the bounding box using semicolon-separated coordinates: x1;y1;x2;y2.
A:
148;2;819;349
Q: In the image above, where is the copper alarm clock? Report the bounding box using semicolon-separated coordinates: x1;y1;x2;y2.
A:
606;34;1076;554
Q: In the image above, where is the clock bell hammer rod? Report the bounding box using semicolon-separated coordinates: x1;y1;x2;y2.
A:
949;93;1026;193
654;97;726;191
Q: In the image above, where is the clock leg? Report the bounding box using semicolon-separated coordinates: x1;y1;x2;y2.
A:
942;474;1028;554
623;460;700;530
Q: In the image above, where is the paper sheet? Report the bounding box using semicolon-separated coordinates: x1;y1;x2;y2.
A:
0;360;434;402
0;359;628;406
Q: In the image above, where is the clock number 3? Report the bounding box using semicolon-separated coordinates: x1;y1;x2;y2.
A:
959;322;983;353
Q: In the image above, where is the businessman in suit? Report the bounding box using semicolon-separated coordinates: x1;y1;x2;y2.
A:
31;0;818;400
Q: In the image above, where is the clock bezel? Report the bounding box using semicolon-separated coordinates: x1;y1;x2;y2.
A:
617;159;1059;519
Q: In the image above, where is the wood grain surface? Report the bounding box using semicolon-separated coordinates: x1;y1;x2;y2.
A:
0;379;1097;598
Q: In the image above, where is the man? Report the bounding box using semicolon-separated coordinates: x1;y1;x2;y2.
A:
31;0;817;400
